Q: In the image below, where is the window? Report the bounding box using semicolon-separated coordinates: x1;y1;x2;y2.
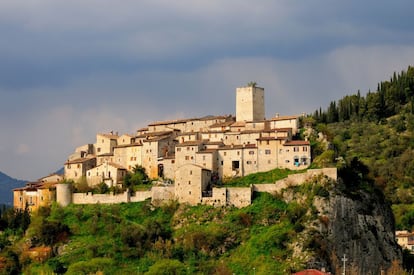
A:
237;151;240;156
97;148;101;153
232;161;240;170
221;161;224;165
268;160;271;164
303;147;308;152
171;160;175;164
202;156;206;161
249;151;255;155
67;164;71;169
224;152;227;156
190;170;192;175
177;148;181;152
265;149;271;155
246;161;252;165
185;156;190;160
294;147;299;152
187;147;190;151
188;181;191;185
266;140;269;145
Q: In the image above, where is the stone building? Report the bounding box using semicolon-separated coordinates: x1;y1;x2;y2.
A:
61;84;311;206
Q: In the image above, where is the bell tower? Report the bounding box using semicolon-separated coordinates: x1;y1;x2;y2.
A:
236;85;265;122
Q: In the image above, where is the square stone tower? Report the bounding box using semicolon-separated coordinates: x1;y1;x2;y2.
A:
236;86;265;122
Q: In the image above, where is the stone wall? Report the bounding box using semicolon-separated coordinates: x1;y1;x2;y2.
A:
151;186;174;205
72;191;130;204
253;168;337;194
226;187;252;208
201;187;227;207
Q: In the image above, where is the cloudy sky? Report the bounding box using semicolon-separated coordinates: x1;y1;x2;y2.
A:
1;0;413;180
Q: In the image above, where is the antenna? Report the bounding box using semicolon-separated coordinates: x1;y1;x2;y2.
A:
341;254;348;275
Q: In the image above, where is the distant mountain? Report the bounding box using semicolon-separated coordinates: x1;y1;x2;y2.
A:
0;171;27;206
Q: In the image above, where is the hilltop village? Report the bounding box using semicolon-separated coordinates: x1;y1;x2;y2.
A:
14;85;324;211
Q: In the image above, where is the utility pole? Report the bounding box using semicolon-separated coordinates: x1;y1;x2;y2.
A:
341;254;348;275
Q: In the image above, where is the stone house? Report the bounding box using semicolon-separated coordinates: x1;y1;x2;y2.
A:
60;84;311;206
396;230;414;252
174;164;211;205
64;156;96;182
13;181;56;212
86;162;127;187
95;133;118;155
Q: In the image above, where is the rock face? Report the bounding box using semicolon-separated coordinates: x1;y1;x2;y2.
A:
313;179;402;275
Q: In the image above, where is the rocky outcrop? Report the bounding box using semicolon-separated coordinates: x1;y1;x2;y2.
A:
308;178;402;275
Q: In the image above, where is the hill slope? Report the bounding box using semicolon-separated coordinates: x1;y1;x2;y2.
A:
0;171;26;205
0;171;402;274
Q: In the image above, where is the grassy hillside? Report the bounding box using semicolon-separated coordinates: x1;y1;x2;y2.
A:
3;188;325;274
308;66;414;231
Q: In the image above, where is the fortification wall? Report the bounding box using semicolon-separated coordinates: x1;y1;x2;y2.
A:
130;190;152;203
151;186;174;205
72;191;130;204
226;187;252;208
253;168;337;193
56;183;72;207
201;187;227;207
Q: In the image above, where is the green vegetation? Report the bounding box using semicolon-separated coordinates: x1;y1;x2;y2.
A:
310;66;414;231
0;189;330;274
222;168;306;187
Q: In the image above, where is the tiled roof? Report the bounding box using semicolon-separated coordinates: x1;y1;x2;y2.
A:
209;120;235;128
136;131;173;138
271;115;298;121
176;140;205;147
231;121;246;127
114;142;142;149
284;140;310;146
65;156;96;164
97;133;119;139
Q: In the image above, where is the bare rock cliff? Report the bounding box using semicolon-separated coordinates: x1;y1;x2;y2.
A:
311;178;402;275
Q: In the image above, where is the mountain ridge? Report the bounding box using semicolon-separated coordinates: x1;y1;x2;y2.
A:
0;171;27;205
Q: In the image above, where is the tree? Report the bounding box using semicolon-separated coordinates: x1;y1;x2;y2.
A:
247;81;257;87
124;165;149;190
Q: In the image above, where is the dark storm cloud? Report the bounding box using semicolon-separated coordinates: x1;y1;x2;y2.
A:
1;0;414;179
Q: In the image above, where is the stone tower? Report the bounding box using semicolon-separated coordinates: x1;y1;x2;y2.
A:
236;85;265;122
56;183;72;207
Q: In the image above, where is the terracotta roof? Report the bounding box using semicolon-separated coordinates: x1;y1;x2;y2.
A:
136;131;173;138
114;142;142;149
148;118;191;126
284;140;310;146
271;115;298;121
198;115;231;121
256;137;285;141
272;127;292;132
65;156;96;164
142;135;171;142
209;120;235;128
197;149;217;154
37;182;57;189
108;162;127;170
396;232;414;238
177;132;199;136
231;121;246;127
240;130;264;134
176;140;205;147
97;133;119;139
219;145;245;150
97;153;114;157
205;141;225;146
